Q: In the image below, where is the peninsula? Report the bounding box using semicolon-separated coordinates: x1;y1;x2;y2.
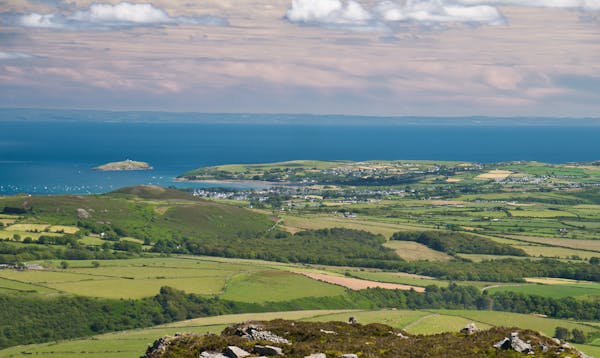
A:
93;159;153;171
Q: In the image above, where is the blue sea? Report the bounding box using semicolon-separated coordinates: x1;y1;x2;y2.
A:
1;120;599;195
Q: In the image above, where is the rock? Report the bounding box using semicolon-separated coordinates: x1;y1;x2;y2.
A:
340;354;358;358
200;352;228;358
234;324;289;345
223;346;251;358
319;329;336;335
253;345;284;356
304;354;326;358
348;316;357;325
493;332;533;354
460;323;480;335
77;208;90;219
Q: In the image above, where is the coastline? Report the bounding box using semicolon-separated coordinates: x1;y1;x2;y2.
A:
173;178;294;187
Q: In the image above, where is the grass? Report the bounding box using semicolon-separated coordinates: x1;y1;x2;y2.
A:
220;270;346;303
383;241;453;261
486;283;600;299
48;276;227;299
0;257;346;300
4;223;50;232
508;235;600;252
3;309;599;358
347;270;450;288
0;277;59;294
431;309;598;338
509;210;577;218
281;214;428;237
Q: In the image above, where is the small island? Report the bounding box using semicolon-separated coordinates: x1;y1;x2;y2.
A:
93;159;153;171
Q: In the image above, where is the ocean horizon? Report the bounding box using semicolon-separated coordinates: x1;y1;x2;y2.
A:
1;116;600;195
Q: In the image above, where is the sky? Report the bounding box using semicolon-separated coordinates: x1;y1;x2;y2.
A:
0;0;599;116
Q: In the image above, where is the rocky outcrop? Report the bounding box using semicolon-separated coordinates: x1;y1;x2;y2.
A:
142;320;587;358
231;323;290;345
493;332;533;353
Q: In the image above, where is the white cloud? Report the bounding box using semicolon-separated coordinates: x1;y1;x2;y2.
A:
375;0;504;24
70;3;173;24
286;0;505;29
5;2;228;30
0;51;33;60
19;13;64;28
285;0;373;26
458;0;600;11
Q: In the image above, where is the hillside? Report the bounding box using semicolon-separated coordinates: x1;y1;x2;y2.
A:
142;319;585;358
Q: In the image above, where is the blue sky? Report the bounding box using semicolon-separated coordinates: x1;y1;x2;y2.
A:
0;0;599;116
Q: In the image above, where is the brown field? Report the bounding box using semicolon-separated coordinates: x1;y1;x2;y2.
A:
296;271;425;292
281;215;429;238
475;170;513;180
508;235;600;252
445;178;462;183
383;241;453;262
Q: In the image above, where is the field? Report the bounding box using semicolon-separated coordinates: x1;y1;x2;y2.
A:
2;309;599;358
383;240;453;261
486;282;600;299
0;257;349;300
4;161;600;356
295;271;425;291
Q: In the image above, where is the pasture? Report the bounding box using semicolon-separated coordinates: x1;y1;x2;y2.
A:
0;257;347;301
486;282;600;299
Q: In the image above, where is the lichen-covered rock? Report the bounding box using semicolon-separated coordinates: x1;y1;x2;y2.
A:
253;345;284;356
460;323;481;335
223;346;251;358
230;323;290;345
493;332;533;353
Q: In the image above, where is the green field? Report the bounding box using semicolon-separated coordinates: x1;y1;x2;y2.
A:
0;257;347;301
2;309;598;358
486;282;600;299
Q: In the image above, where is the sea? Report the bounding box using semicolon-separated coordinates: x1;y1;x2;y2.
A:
1;119;600;195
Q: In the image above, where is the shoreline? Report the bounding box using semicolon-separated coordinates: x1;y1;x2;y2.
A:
173;178;296;187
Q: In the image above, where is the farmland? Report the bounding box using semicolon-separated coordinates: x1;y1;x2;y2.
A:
2;159;600;355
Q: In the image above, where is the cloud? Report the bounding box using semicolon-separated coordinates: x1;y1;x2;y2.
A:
4;2;228;30
375;0;505;25
285;0;505;29
285;0;374;26
0;51;33;60
457;0;600;11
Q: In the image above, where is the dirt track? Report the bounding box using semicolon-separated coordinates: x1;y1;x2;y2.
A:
297;271;425;292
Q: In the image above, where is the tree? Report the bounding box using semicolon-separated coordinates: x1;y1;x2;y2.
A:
60;261;69;269
590;257;600;265
554;326;570;341
571;329;586;344
91;261;100;268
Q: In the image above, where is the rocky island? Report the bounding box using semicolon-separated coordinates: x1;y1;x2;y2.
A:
93;159;153;171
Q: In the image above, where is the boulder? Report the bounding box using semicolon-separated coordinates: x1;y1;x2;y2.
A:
223;346;251;358
493;332;533;354
253;345;284;356
77;208;90;219
340;354;358;358
304;354;326;358
234;324;290;345
200;352;228;358
460;323;480;335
